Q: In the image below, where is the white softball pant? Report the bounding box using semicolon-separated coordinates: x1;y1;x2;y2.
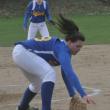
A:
12;45;56;93
27;22;50;40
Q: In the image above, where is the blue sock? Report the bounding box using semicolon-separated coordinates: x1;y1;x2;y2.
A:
19;87;36;110
41;81;54;110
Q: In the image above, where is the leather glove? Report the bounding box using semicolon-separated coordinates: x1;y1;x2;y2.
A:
69;95;87;110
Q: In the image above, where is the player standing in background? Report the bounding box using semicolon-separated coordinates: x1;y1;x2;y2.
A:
23;0;55;40
13;14;95;110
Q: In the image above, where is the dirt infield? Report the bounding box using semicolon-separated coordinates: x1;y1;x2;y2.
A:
0;45;110;110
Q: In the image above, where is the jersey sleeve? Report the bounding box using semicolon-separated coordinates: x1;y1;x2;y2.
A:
23;1;33;28
45;2;52;21
61;68;76;97
55;43;87;97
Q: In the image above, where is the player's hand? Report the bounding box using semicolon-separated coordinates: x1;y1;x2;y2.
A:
23;26;27;32
82;95;96;104
49;20;56;25
23;23;28;32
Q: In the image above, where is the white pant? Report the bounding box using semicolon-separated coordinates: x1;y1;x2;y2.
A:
27;22;50;40
12;45;56;93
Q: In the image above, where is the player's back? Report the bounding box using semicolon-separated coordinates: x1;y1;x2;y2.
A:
15;37;58;51
15;37;61;65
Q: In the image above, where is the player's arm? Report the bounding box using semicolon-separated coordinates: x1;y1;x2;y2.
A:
45;2;55;25
60;52;86;97
45;2;52;21
23;1;33;31
54;43;86;97
61;68;76;97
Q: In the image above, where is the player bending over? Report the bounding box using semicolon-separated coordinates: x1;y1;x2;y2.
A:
13;14;95;110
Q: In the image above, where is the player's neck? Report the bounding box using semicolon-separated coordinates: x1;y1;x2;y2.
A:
37;0;43;5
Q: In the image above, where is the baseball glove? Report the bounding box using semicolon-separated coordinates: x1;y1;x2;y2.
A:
69;95;87;110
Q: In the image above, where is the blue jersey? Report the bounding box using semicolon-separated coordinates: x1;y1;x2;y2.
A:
15;37;86;97
23;0;52;28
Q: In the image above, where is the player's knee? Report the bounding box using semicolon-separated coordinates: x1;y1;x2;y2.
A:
29;83;40;93
43;69;56;83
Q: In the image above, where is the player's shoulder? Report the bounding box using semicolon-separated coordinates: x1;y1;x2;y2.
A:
59;39;70;53
27;1;33;7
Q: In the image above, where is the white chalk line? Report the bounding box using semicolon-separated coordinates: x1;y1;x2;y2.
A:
83;86;101;97
0;84;25;88
0;84;101;108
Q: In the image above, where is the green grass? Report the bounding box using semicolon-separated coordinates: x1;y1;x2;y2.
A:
72;15;110;44
0;15;110;46
0;17;26;46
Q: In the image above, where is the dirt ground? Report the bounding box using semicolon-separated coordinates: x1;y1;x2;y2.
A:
0;45;110;110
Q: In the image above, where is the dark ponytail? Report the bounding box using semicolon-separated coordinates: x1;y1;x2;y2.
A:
57;14;85;42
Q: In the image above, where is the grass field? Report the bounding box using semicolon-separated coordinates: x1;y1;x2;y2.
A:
0;15;110;46
0;13;110;110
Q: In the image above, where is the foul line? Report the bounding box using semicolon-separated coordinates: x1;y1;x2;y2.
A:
82;86;101;96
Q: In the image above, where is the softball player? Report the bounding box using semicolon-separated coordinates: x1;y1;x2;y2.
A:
13;15;95;110
23;0;55;40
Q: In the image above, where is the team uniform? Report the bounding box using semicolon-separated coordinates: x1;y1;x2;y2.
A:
12;37;86;97
23;0;52;40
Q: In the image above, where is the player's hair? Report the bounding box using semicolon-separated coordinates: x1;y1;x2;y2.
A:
57;14;85;42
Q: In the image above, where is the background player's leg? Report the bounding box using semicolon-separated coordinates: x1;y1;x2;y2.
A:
27;22;38;40
39;22;50;38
